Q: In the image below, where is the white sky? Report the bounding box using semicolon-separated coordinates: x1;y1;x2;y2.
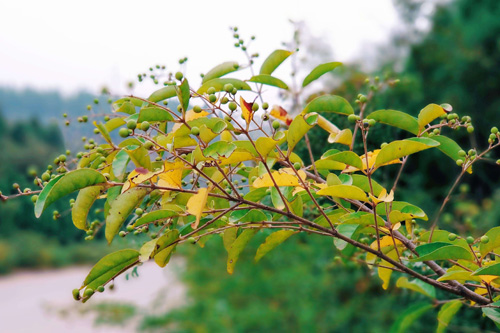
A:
0;0;400;96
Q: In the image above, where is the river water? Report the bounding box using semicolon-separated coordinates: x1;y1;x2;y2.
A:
0;260;186;332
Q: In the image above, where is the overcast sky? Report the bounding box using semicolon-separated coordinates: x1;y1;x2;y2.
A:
0;0;401;96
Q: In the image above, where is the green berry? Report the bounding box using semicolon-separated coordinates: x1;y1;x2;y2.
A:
456;159;464;166
368;119;376;127
135;208;144;216
188;237;196;244
140;121;150;131
193;105;202;113
41;173;51;181
175;71;183;81
190;126;200;136
119;231;126;237
468;149;476;156
83;288;94;298
252;103;259;111
127;120;137;130
223;83;234;92
12;183;20;190
228;102;237;111
467;126;474;133
492;127;499;134
221;97;229;104
126;225;134;232
119;128;129;138
272;120;280;130
209;95;217;103
97;286;105;293
348;114;357;123
466;236;475;244
481;235;490;244
144;141;154;150
207;87;216;95
31;195;38;203
448;233;457;241
458;150;466;157
293;162;301;170
72;289;81;301
262;102;269;110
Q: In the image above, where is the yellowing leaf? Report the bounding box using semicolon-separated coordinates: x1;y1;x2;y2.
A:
316;184;369;202
344;150;401;173
417;103;446;133
186;188;209;229
270;105;293;125
327;129;352;146
240;96;253;128
252;169;306;188
172;110;209;132
122;167;162;193
220;130;233;142
378;249;399;290
317;114;340;135
369;189;394;205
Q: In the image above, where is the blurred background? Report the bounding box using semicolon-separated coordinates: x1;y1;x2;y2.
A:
1;0;500;331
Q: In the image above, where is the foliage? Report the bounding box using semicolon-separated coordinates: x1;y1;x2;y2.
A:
4;27;500;330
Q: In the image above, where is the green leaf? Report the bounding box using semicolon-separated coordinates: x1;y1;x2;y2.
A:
148;86;177;103
105;117;126;133
203;61;240;83
203;141;237;159
105;187;149;244
112;150;130;181
390;302;433;333
35;169;107;218
248;74;288;90
133;209;179;227
482;301;500;326
302;95;354;115
418;104;446;133
113;101;136;115
436;300;462;333
367;110;419;135
138;106;175;123
227;228;259;274
153;229;180;267
197;78;251;94
302;62;342;87
223;228;238;252
351;174;384;196
244;187;268;202
324;151;363;170
316;184;369;202
375;137;440;167
255;136;281;158
395;277;436;298
124;145;152;170
260;49;292;75
411;242;474;262
255;230;297;262
334;224;361;251
72;186;103;230
287;113;318;155
437;269;482;283
94;122;112;145
229;209;268;223
480;226;500;257
420;230;469;249
82;249;139;295
472;262;500;277
177;78;190;112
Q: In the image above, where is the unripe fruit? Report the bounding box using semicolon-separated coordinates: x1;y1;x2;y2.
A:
135;208;144;216
126;225;134;232
348;114;357;123
272;120;280;130
467;126;474;133
468;149;476;156
207;87;216;95
221;97;229;104
188;237;196;244
127;120;137;130
262;102;269;110
190;126;200;136
223;83;234;92
42;173;51;181
368;119;376;126
228;102;237;111
119;231;126;237
140;121;150;131
466;236;475;244
492;127;498;134
481;235;490;244
31;195;38;203
175;71;183;81
72;289;81;301
448;233;457;241
252;103;259;111
293;162;301;170
83;288;94;298
13;183;19;190
456;159;464;166
144;141;154;150
97;286;105;293
119;128;129;138
458;150;466;157
193;105;202;113
209;95;217;103
94;128;100;134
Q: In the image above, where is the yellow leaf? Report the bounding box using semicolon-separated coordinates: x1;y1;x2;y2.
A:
219;150;256;166
220;130;233;142
186;187;209;229
158;160;185;190
368;188;394;205
327;129;352;146
317;115;340;135
270;105;293;125
172;110;210;132
344;149;401;174
378;250;399;290
240;97;254;128
252;169;306;188
122;167;162;193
